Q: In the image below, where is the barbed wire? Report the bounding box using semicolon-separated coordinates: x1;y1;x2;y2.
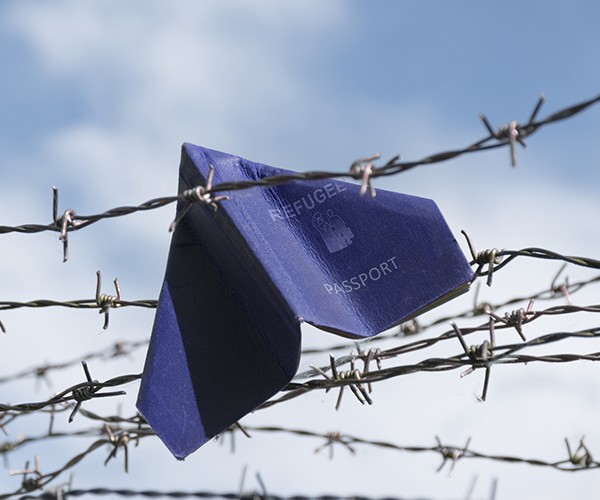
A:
0;268;598;393
0;362;140;422
0;94;598;262
1;426;153;499
13;472;499;500
0;271;156;333
16;490;494;500
1;254;599;335
0;408;593;496
301;270;600;356
1;317;598;493
293;299;600;380
2;268;597;389
2;93;600;498
224;425;597;473
0;340;146;386
1;271;599;494
2;302;600;495
0;410;594;498
2;299;599;420
261;324;600;412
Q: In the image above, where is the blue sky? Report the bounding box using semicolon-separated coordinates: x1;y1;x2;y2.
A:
1;2;599;499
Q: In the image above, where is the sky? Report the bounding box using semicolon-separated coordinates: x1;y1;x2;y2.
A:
1;1;599;499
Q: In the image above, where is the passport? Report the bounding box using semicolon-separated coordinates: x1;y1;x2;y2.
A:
136;143;475;459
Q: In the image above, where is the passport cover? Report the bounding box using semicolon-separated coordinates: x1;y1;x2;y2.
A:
136;143;475;459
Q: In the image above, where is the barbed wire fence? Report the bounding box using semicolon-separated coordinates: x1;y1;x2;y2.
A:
1;93;600;499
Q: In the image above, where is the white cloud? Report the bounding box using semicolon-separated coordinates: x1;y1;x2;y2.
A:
1;2;599;499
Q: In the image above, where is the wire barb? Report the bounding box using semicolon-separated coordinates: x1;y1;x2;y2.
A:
310;354;373;410
52;187;79;263
488;300;534;341
565;436;593;468
461;230;503;286
452;322;494;400
349;153;382;197
478;95;545;167
9;456;43;492
95;271;122;330
435;436;472;475
2;93;600;496
356;345;383;393
169;165;230;232
68;362;128;423
104;425;131;473
314;431;356;459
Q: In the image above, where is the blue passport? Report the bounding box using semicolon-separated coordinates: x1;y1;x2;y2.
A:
137;144;475;459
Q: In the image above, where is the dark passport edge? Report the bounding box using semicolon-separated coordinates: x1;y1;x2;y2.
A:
178;149;302;379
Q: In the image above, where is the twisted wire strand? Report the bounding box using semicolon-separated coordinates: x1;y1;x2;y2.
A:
2;322;600;496
473;249;600;279
15;491;480;500
0;372;141;415
0;94;598;240
295;302;600;380
0;340;147;385
0;261;598;335
2;305;599;419
1;93;600;498
0;299;157;312
1;271;598;386
300;273;600;356
1;417;593;499
228;425;598;472
1;428;154;499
